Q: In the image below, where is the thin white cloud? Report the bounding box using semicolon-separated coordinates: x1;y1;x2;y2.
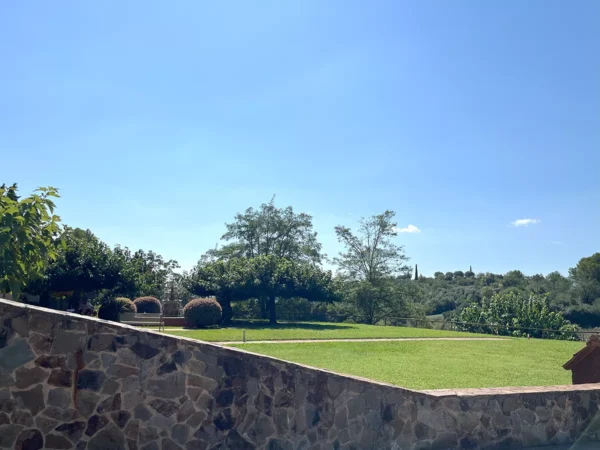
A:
549;240;562;245
396;224;421;233
511;218;540;227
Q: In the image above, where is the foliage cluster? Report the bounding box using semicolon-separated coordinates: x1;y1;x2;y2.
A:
3;184;599;338
133;296;161;314
183;297;222;328
456;291;578;340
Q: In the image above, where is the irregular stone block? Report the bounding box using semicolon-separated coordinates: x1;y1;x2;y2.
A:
87;423;126;450
55;420;86;442
13;384;45;415
186;411;207;428
10;315;29;337
124;418;139;440
0;368;15;388
134;404;152;421
150;399;180;417
46;434;73;449
14;428;43;450
29;314;54;334
107;364;139;379
41;406;79;422
29;333;52;354
102;378;120;395
77;370;107;391
157;361;177;376
123;391;144;411
0;424;23;448
187;374;218;392
148;413;175;430
161;438;183;450
15;366;48;389
177;400;196;422
76;391;100;418
48;369;73;388
0;338;34;372
173;350;191;365
35;355;66;369
86;414;110;437
147;372;186;399
171;423;190;445
224;430;256;449
131;342;160;360
97;393;121;413
89;334;116;352
51;330;87;354
111;410;132;429
139;425;160;445
11;410;34;426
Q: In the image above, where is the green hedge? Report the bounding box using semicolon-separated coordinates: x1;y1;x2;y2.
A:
133;296;161;314
183;297;222;328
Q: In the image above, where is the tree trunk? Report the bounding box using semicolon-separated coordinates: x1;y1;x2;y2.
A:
259;297;268;319
219;297;233;325
268;295;277;325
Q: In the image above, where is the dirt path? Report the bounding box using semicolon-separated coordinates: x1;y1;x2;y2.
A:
217;337;508;345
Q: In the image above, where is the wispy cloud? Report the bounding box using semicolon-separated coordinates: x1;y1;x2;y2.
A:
396;224;421;233
511;218;540;227
549;240;562;245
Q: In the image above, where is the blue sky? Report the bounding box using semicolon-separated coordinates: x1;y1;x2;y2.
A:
1;1;599;275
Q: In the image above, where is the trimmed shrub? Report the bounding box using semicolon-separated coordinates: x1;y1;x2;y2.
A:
116;297;136;313
98;297;137;322
183;297;222;328
133;296;162;314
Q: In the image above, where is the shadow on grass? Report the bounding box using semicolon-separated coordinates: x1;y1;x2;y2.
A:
203;320;356;331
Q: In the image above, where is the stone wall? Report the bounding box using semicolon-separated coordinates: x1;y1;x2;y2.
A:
0;298;598;450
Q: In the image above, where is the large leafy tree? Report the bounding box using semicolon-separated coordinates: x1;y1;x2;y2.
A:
187;258;253;324
0;184;62;297
210;198;322;264
189;255;338;325
246;255;337;324
334;210;409;282
112;247;179;299
570;253;600;305
333;211;410;323
43;227;124;308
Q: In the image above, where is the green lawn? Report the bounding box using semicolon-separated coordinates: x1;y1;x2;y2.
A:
160;320;490;342
230;339;583;390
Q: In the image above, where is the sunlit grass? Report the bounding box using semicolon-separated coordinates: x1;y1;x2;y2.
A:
230;339;583;390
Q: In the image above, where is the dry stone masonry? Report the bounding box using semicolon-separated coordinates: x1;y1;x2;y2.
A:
0;298;599;449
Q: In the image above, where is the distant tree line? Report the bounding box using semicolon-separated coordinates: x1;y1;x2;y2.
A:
2;184;600;333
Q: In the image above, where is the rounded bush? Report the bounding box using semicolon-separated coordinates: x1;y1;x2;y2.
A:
115;297;137;313
183;297;222;328
133;296;162;314
98;297;137;322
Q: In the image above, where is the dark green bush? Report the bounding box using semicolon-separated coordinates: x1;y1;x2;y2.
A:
133;296;162;314
183;297;222;328
98;297;137;322
115;297;136;313
564;304;600;328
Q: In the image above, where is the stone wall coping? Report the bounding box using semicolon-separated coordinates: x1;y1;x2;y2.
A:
422;383;600;397
2;297;598;401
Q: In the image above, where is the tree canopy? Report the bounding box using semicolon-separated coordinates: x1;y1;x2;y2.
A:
334;210;409;282
0;184;62;297
209;197;322;264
